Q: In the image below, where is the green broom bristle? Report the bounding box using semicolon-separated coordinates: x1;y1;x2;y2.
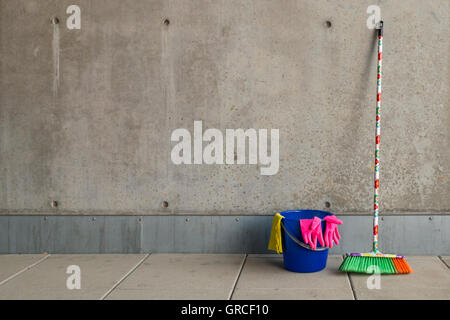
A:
339;255;406;274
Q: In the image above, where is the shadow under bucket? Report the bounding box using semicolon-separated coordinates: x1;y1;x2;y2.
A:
281;210;333;273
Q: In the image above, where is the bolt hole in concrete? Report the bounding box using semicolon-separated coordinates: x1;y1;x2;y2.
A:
51;17;59;25
163;18;170;26
162;201;169;208
324;201;331;208
50;200;58;208
325;20;332;28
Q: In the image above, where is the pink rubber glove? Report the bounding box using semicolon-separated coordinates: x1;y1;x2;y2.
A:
300;217;325;250
323;215;343;248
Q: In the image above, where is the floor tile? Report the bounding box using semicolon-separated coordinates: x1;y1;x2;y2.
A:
232;255;353;300
107;254;245;300
0;254;147;299
0;254;48;283
349;256;450;300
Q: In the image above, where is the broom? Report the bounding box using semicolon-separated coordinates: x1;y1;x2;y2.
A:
339;21;412;274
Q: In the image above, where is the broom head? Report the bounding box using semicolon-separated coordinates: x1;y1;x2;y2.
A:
339;253;412;274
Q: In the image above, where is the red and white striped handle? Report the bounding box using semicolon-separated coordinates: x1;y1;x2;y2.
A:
373;21;383;253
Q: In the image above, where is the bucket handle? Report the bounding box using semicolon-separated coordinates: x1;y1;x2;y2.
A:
280;220;328;251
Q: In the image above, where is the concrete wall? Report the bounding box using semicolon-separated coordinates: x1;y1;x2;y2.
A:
1;1;449;219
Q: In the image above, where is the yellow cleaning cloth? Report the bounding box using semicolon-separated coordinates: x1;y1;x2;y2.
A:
268;213;284;254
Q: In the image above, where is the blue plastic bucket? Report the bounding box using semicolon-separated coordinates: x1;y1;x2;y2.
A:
280;210;333;273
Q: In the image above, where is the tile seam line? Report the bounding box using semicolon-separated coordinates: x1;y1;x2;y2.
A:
437;256;450;269
228;254;247;300
343;255;358;300
99;253;151;300
0;254;51;286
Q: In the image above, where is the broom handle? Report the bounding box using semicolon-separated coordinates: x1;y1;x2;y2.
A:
373;21;383;253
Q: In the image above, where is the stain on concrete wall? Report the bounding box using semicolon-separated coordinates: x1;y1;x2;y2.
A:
0;0;448;215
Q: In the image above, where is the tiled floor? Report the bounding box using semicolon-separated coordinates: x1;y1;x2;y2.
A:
232;255;354;300
0;254;448;300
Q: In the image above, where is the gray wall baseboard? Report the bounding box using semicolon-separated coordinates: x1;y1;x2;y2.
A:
1;215;449;255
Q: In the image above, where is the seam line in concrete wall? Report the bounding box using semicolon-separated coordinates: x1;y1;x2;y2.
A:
7;217;10;253
139;216;144;254
228;254;247;300
343;255;358;301
438;256;450;269
0;254;51;286
99;253;151;300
